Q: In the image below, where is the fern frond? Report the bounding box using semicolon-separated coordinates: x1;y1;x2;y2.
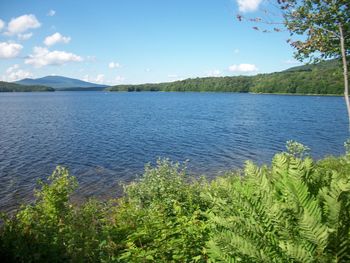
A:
335;235;350;262
279;241;314;263
298;210;328;250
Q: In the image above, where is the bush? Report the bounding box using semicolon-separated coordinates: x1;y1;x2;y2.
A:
1;143;350;262
0;167;109;262
109;159;210;262
205;146;350;262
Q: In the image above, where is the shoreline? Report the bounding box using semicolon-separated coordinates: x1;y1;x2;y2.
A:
0;90;344;97
107;90;344;97
248;92;343;97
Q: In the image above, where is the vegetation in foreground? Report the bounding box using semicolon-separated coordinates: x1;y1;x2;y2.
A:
0;81;54;92
108;59;344;95
1;141;350;262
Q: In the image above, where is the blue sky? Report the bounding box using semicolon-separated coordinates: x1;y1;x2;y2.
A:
0;0;300;85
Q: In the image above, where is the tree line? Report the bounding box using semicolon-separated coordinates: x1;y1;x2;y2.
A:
0;81;54;92
109;59;343;95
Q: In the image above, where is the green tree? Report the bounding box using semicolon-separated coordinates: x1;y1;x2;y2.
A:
278;0;350;124
236;0;349;123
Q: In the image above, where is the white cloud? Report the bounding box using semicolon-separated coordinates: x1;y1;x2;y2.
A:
95;74;105;83
2;64;33;81
207;69;221;77
0;42;23;58
228;63;258;73
18;32;33;40
5;64;20;74
6;14;40;35
44;32;71;46
237;0;262;12
25;46;82;67
115;75;125;82
108;61;121;69
0;19;5;31
47;10;56;16
83;74;106;84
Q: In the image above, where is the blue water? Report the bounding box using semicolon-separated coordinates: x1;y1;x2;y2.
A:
0;92;348;212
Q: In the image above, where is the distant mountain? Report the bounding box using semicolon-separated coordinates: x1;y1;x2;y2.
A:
15;76;108;90
0;81;54;92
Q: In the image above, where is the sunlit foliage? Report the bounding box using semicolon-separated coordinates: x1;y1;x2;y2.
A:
1;142;350;262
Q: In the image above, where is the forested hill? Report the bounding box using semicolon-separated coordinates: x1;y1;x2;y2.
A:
109;59;344;95
0;81;54;92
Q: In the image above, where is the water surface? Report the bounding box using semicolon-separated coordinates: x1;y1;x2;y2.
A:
0;92;348;212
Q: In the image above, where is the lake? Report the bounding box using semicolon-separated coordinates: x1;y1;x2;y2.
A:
0;92;348;212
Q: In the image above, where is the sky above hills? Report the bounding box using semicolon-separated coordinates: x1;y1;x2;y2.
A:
0;0;300;85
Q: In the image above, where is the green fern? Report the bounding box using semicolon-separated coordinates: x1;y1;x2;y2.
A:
207;142;350;262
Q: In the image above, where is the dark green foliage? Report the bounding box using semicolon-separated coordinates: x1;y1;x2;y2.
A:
250;63;343;94
0;81;54;92
108;60;343;95
1;144;350;262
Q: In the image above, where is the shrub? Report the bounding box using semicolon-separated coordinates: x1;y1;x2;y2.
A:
1;143;350;262
206;145;350;262
0;167;109;262
110;159;210;262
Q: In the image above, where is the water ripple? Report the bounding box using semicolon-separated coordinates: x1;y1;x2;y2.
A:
0;92;348;212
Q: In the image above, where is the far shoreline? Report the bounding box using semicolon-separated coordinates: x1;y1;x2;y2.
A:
107;90;344;97
0;89;344;97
